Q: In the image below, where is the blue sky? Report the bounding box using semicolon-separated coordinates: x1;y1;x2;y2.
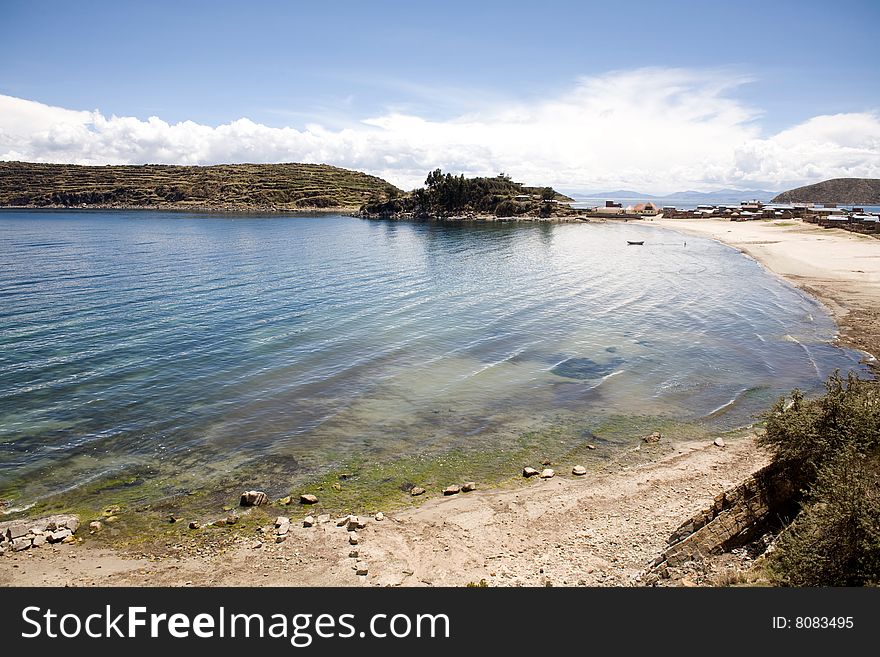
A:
1;0;879;192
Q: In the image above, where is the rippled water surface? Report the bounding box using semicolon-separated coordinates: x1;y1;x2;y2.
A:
0;211;867;507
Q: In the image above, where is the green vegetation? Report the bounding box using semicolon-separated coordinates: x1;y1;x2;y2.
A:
759;372;880;585
0;161;401;210
361;169;574;218
771;177;880;205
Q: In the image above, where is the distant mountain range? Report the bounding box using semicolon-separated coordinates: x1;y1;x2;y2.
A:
567;188;778;203
771;178;880;204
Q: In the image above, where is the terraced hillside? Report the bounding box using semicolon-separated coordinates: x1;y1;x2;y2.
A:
0;161;401;211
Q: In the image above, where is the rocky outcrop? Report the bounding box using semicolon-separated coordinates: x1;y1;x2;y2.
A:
642;463;796;584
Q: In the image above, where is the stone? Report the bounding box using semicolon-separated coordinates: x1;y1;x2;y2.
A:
356;563;369;576
349;550;359;558
211;519;227;527
61;535;76;544
540;468;555;479
64;517;80;533
276;522;291;537
586;444;597;450
443;485;461;496
104;515;119;524
275;535;287;544
374;512;385;521
572;465;587;476
275;516;291;528
461;482;477;492
251;541;263;549
300;494;319;505
240;491;269;507
523;467;540;478
714;437;726;448
278;496;292;506
349;532;359;545
49;529;72;543
346;517;366;531
337;515;354;527
225;515;238;525
541;459;552;466
32;534;47;547
410;487;426;496
303;516;315;528
316;514;331;524
643;431;662;443
5;523;28;540
89;521;102;532
12;536;32;551
188;521;201;530
168;514;182;524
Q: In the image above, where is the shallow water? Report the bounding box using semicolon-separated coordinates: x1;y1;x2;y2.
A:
0;210;868;508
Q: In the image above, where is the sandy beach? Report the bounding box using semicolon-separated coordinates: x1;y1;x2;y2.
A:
2;217;878;588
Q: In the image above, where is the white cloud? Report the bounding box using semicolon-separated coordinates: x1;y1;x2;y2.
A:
2;68;879;194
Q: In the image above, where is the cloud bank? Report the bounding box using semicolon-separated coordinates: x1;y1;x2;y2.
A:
2;68;878;194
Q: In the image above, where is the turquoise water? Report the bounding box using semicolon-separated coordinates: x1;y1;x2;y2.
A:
0;210;867;509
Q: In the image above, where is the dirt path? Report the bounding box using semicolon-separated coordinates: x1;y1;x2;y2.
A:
1;436;767;587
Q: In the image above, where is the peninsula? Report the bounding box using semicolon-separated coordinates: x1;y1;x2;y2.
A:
0;161;401;212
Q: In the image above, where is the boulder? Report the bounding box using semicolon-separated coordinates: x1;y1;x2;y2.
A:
300;494;319;505
302;516;315;528
523;467;540;478
240;491;269;507
12;536;32;551
539;468;555;479
461;482;477;492
443;485;461;496
714;437;726;448
49;529;72;543
410;487;426;496
572;465;587;476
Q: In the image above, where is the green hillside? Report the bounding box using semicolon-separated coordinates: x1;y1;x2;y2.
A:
0;161;401;211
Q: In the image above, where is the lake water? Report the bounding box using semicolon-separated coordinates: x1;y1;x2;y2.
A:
0;210;868;510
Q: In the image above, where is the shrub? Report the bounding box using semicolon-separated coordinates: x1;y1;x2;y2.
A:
759;372;880;585
494;200;517;217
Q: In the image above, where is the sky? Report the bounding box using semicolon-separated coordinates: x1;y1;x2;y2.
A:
1;0;879;194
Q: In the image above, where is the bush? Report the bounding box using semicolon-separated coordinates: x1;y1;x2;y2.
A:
494;200;517;217
760;372;880;585
771;447;880;586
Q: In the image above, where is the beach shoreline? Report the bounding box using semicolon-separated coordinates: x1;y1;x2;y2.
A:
644;217;880;370
3;215;878;587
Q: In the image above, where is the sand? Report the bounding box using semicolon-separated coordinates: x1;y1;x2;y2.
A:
3;217;878;587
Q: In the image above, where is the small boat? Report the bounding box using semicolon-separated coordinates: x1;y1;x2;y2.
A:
626;240;645;245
